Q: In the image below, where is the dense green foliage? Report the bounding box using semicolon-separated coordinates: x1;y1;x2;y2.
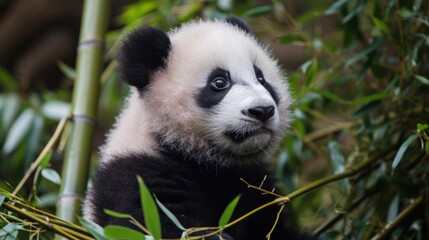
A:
1;0;428;239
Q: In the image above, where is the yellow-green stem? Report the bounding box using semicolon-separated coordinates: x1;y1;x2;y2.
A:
56;0;111;229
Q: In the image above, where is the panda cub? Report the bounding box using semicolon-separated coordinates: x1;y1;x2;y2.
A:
84;17;312;239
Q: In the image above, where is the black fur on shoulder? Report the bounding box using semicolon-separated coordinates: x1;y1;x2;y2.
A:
225;16;253;35
87;150;316;240
117;27;171;90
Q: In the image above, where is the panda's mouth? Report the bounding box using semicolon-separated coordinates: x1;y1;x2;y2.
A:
224;127;272;143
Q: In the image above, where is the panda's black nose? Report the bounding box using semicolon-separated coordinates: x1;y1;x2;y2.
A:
242;106;275;122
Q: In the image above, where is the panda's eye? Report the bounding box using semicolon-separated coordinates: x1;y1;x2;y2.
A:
211;77;229;90
257;75;266;85
254;66;266;85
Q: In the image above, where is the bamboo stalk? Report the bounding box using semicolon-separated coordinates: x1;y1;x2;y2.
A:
55;0;111;231
371;197;424;240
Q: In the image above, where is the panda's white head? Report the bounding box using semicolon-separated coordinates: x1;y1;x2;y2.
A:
102;17;292;166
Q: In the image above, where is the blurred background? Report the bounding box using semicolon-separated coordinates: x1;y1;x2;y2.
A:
0;0;428;239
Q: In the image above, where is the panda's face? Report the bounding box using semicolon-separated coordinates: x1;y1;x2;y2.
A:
114;19;291;165
196;65;281;156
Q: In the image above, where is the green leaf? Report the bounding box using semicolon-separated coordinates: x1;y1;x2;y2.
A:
352;101;381;119
218;195;241;230
311;88;343;103
41;168;62;185
0;194;5;207
42;101;71;120
328;141;345;174
346;38;386;67
0;223;22;239
387;194;399;222
1;94;20;131
417;123;429;131
392;135;418;169
137;176;161;240
104;209;132;219
242;5;273;17
278;34;307;44
325;0;348;15
104;225;146;240
79;217;111;240
58;61;76;80
350;93;389;105
217;0;233;11
0;67;17;90
305;59;318;87
299;60;313;73
40;150;53;168
415;75;429;85
2;108;35;154
372;17;391;35
25;113;44;164
155;197;185;231
425;141;429;155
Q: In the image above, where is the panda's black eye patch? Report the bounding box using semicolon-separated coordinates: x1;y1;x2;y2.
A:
208;68;231;91
254;66;266;85
196;68;232;108
254;65;280;104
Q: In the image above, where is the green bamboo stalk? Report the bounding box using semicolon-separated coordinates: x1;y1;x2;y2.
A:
371;196;424;240
56;0;110;230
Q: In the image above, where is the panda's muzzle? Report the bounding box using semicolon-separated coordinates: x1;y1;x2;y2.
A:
225;127;272;143
241;106;275;122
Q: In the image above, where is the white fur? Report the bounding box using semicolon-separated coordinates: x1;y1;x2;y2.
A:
101;19;292;166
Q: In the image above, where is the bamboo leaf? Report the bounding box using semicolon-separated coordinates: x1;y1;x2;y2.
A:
41;168;62;185
299;60;313;73
415;74;429;85
417;123;429;131
1;94;20;131
155;196;186;231
218;195;241;230
387;194;399;222
243;5;273;17
0;67;17;90
393;135;418;169
0;194;5;207
311;89;343;102
346;38;386;67
104;225;146;240
328;141;345;174
137;176;161;240
217;0;233;11
79;217;111;240
305;59;318;87
350;93;389;105
278;34;307;44
325;0;348;15
372;17;391;35
352;101;381;119
40;150;53;168
0;223;22;239
425;141;429;155
104;209;132;219
42;101;71;120
58;61;76;80
2;108;35;154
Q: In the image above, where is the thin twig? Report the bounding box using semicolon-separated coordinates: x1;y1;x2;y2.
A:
12;114;70;196
2;201;93;240
240;178;283;198
266;205;285;240
371;196;424;240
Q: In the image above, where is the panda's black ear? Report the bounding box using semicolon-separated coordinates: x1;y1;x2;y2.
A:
118;27;171;90
225;16;253;35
